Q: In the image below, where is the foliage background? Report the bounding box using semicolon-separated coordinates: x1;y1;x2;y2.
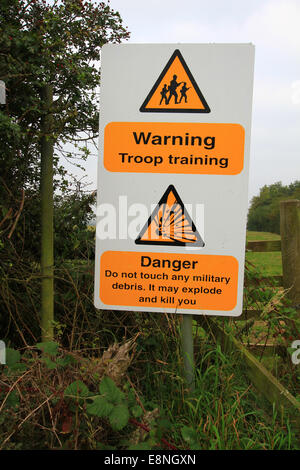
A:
247;181;300;234
0;0;128;347
0;0;128;260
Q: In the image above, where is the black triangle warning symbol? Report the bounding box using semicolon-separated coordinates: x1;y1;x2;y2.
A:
135;185;205;247
140;49;210;113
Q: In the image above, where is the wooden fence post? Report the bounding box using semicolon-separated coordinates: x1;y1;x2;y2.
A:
280;200;300;325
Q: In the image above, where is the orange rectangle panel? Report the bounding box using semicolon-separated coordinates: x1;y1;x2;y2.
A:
104;122;245;175
100;251;239;311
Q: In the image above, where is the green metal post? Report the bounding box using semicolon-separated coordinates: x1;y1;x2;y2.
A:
182;314;195;392
40;85;54;341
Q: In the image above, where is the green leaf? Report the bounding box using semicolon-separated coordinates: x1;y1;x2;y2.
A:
109;404;129;431
36;341;59;356
157;418;172;433
99;377;124;404
42;356;57;370
8;363;27;372
64;380;89;399
127;389;136;407
6;389;19;410
131;405;143;418
181;426;198;444
86;396;114;418
56;355;76;368
6;348;21;367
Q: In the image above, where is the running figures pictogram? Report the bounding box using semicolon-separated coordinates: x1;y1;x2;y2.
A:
140;50;210;113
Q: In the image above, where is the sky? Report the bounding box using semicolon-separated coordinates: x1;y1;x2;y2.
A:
75;0;300;203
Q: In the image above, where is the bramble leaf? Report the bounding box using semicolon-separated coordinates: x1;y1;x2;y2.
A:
64;380;89;399
36;342;59;356
86;396;114;418
6;348;20;367
109;404;129;431
99;377;124;404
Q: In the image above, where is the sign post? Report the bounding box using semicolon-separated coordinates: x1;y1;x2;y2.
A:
94;44;255;389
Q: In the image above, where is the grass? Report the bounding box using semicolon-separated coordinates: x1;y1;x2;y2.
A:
243;231;298;400
1;325;298;450
246;231;282;276
135;319;299;450
246;231;281;242
1;230;298;450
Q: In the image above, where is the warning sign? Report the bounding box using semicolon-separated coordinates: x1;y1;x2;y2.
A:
94;43;255;317
140;49;210;113
136;185;204;247
104;122;245;175
100;251;238;311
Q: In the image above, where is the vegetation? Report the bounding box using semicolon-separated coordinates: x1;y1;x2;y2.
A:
0;0;129;259
247;181;300;234
1;318;299;450
0;243;299;450
246;231;282;276
0;0;299;452
54;188;96;260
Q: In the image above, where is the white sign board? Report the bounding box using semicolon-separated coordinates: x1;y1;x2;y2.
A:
0;340;5;364
0;81;5;104
94;43;255;316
